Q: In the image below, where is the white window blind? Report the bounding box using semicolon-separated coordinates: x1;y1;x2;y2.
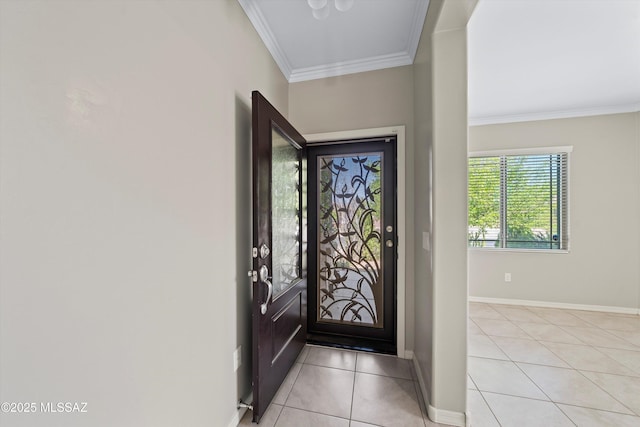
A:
468;152;569;250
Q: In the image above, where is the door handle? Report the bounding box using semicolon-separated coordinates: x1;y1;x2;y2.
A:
259;265;272;315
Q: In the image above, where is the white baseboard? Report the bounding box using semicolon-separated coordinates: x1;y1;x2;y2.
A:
411;353;429;404
402;349;414;360
227;408;245;427
469;296;640;315
411;354;466;427
427;405;467;427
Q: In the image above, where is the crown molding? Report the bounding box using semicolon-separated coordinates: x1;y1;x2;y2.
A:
407;0;430;61
239;0;429;83
238;0;292;79
469;102;640;126
289;52;413;83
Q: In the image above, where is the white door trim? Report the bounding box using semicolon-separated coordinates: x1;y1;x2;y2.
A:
304;126;407;358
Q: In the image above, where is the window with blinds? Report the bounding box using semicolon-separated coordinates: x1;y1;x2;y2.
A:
468;152;569;250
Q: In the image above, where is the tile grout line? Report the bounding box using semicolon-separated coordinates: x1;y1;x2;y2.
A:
551;401;578;427
474;316;538;340
306;359;414;381
539;340;640;377
534;339;579;370
474;389;503;427
556;324;640;351
513;350;618;413
555;401;640;418
506;329;580;427
601;329;640;350
349;353;358;423
574;368;638;416
483;333;527;362
593;346;640;376
470;357;561;422
474;388;553;404
490;305;553;325
271;404;284;427
304;361;357;372
467;373;480;391
469;303;640;424
280;358;305;408
278;405;352;423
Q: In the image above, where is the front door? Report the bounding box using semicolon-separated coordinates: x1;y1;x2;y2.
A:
307;138;397;353
251;91;307;423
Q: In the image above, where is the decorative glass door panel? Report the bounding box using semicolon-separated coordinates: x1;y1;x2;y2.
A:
317;153;383;328
271;125;301;298
308;138;396;352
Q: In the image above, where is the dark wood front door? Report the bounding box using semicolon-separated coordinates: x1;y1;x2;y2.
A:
307;138;397;353
251;91;307;422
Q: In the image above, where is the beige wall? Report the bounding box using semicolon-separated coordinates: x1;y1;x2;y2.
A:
412;0;439;407
0;1;287;426
430;17;470;422
413;1;476;424
289;66;417;351
469;113;640;311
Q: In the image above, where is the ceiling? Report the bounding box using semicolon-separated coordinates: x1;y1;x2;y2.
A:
239;0;640;124
238;0;429;82
468;0;640;124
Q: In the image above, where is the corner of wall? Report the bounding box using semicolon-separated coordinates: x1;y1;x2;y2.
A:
429;1;472;417
411;0;438;413
636;111;640;310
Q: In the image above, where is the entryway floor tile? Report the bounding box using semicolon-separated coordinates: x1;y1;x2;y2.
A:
468;303;640;427
285;364;355;419
351;372;425;427
482;392;574;427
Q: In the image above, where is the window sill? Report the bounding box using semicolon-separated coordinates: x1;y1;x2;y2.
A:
468;247;570;254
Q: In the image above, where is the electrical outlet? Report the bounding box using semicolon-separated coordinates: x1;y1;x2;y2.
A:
505;273;512;282
422;231;430;251
233;346;242;371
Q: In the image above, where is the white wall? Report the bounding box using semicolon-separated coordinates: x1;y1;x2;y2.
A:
0;1;287;426
469;113;640;311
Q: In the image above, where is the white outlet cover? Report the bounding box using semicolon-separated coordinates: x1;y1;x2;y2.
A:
422;232;430;251
233;346;242;371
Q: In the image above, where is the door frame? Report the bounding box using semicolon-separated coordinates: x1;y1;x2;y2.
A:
304;125;407;358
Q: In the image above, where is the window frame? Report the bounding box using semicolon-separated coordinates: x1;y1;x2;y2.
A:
468;146;572;253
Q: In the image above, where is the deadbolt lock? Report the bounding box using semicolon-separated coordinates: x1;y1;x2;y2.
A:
259;244;270;259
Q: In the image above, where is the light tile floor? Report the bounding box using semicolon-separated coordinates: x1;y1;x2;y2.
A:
468;302;640;426
239;345;444;427
240;303;640;426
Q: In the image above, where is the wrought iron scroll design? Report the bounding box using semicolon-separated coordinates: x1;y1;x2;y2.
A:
317;154;383;327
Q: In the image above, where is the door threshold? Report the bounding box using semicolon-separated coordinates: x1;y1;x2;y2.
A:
306;333;396;355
